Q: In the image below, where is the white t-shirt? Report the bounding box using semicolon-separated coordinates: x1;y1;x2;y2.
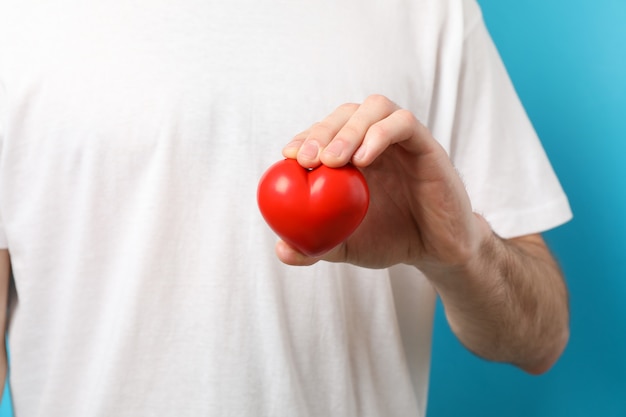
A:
0;0;571;416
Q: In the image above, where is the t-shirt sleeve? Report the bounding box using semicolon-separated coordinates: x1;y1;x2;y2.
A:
0;83;7;249
446;0;572;238
0;207;6;247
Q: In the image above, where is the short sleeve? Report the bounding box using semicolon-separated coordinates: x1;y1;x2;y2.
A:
0;81;7;249
447;0;572;238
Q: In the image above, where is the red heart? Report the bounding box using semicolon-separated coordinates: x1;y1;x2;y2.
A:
257;159;369;257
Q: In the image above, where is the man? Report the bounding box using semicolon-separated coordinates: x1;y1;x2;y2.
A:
0;0;571;415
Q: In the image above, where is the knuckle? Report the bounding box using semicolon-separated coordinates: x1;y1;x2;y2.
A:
367;123;389;141
364;94;393;109
394;109;418;126
336;102;359;113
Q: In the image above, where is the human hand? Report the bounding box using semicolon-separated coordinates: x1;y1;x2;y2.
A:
276;96;571;373
277;95;491;271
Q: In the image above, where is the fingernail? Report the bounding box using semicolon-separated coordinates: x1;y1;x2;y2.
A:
299;141;319;160
353;145;367;161
282;140;301;157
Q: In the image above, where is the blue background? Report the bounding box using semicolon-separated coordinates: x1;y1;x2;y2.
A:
429;0;626;416
1;0;625;416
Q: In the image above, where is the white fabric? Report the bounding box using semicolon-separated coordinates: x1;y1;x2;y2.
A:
0;0;571;416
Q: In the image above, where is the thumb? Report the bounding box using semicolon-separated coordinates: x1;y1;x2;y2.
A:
275;240;321;266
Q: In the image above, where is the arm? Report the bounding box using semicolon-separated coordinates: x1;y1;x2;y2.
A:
278;95;569;373
423;227;569;374
0;250;9;393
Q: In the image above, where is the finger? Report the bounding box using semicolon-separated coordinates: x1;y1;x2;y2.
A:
288;103;359;168
350;108;435;167
320;95;398;168
275;240;321;266
282;129;310;159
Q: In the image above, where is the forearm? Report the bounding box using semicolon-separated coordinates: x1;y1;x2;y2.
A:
0;344;5;397
0;250;10;394
420;216;569;374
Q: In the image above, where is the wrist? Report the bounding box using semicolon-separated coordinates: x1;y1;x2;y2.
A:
413;212;495;283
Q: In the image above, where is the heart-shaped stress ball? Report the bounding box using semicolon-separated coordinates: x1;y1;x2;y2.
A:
257;159;370;257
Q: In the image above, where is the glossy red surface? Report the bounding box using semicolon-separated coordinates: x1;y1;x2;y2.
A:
257;159;369;256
